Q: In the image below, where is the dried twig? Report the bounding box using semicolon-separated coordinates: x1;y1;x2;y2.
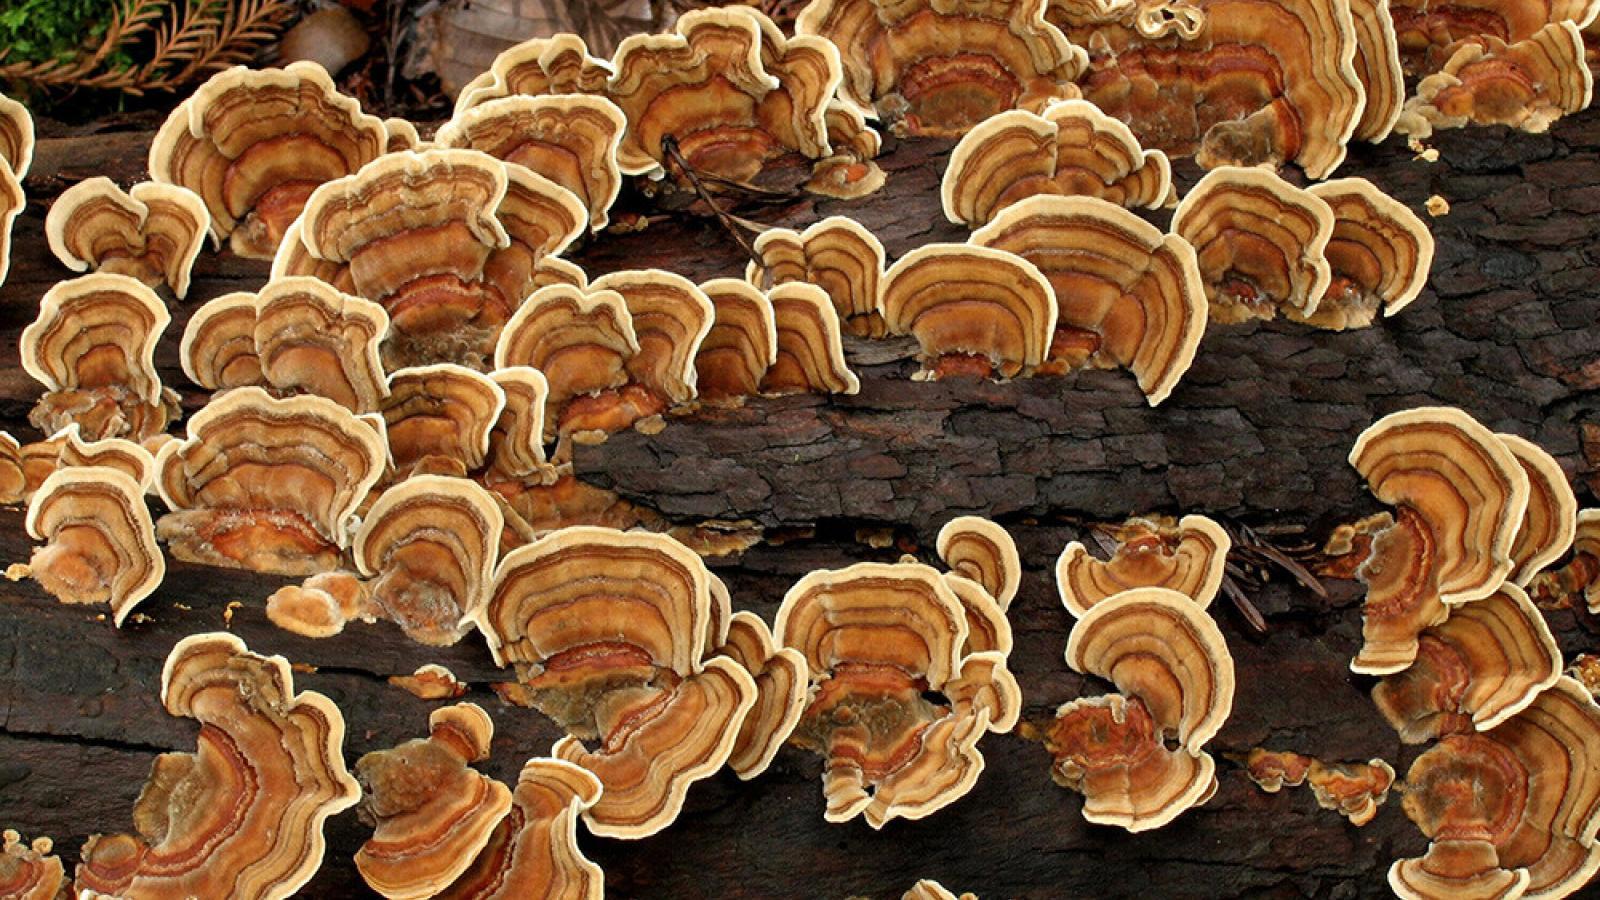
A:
660;134;764;268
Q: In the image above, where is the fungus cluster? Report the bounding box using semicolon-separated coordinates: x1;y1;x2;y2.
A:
0;92;31;289
1243;749;1396;826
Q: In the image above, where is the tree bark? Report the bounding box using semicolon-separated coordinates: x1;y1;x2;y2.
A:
0;110;1597;899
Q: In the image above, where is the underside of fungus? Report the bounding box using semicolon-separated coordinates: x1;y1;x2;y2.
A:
74;633;359;899
45;178;209;297
1396;21;1594;139
1057;514;1231;616
24;465;164;626
747;215;885;337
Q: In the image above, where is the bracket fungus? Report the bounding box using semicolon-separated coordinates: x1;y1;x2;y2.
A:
762;282;861;396
1347;0;1407;142
937;515;1022;610
747;215;885;337
154;387;387;575
1392;677;1600;900
1170;166;1335;325
588;269;715;409
1056;514;1231;616
75;633;359;899
23;466;163;626
484;366;554;484
254;277;390;413
904;881;975;900
20;273;179;442
1500;433;1579;587
180;292;264;393
608;7;841;181
1397;21;1594;138
276;148;586;369
806;99;887;199
1344;407;1531;675
148;61;387;259
354;476;503;646
1243;749;1395;826
434;94;627;232
796;0;1088;137
265;571;374;640
879;243;1058;380
381;365;507;477
970;194;1206;404
0;91;30;288
0;831;62;900
453;34;615;114
1296;178;1434;331
355;704;512;900
45;178;209;298
53;423;158;491
0;432;24;505
694;278;779;404
776;561;1018;828
714;610;809;780
440;758;604;900
1386;0;1600;74
942;100;1173;229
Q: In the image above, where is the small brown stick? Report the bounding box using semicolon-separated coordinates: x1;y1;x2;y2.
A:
660;134;764;268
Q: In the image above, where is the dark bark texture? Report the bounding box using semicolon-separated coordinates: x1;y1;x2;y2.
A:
1;108;1598;900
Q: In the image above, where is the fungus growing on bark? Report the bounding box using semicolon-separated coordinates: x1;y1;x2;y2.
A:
589;269;715;408
453;34;614;114
354;476;503;646
20;273;179;441
484;367;553;483
1348;0;1407;141
806;100;887;199
181;291;264;393
1243;749;1395;826
389;664;469;701
879;243;1057;380
45;178;209;297
381;365;506;477
355;704;512;900
493;283;644;438
0;432;24;505
254;277;390;413
942;100;1172;229
970;195;1207;404
23;466;163;626
154;387;387;575
747;216;885;337
937;515;1022;609
1056;515;1231;616
796;0;1088;137
148;61;387;259
762;283;860;396
0;831;62;900
695;278;778;404
1294;178;1434;331
54;424;158;491
266;571;374;639
433;94;626;231
1498;433;1579;587
74;633;360;899
440;758;604;899
714;610;809;779
1170;166;1335;325
0;93;26;290
1345;406;1531;674
1387;0;1600;74
1397;22;1595;138
903;880;976;900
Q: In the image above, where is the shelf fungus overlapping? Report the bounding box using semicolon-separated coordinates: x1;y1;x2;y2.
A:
273;148;587;370
1391;677;1600;900
381;365;507;477
713;610;810;780
1036;586;1234;831
1386;0;1600;75
937;515;1023;610
694;279;779;404
21;465;164;626
1396;21;1595;138
467;526;757;838
1243;749;1396;826
942;99;1173;229
1346;0;1406;142
1045;0;1364;178
1338;407;1531;675
20;273;181;442
795;0;1088;137
44;178;209;298
808;99;888;199
180;292;263;394
1500;433;1580;587
0;91;31;288
775;560;1021;828
1299;178;1434;331
746;216;885;338
970;195;1206;404
454;34;615;114
51;423;159;491
148;61;388;259
441;758;605;900
74;633;360;899
763;282;862;397
154;387;387;576
0;830;62;900
1056;514;1231;616
878;243;1058;381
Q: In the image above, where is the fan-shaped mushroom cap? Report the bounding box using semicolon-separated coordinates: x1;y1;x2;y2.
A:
354;476;502;646
945;648;1023;732
1398;21;1594;138
1392;677;1600;900
0;431;24;505
1348;0;1406;141
717;610;810;780
942;100;1172;229
181;291;263;392
970;195;1206;405
903;880;972;900
1387;0;1600;74
747;215;885;337
438;757;604;899
45;178;210;298
608;7;840;179
937;516;1022;610
382;117;421;152
20;273;177;441
1171;166;1336;324
154;387;387;575
54;424;158;491
1065;587;1234;749
485;367;552;482
0;91;33;179
76;633;360;899
797;0;1088;137
806;99;887;199
1373;583;1561;743
434;94;626;231
695;278;778;403
355;704;512;900
453;34;615;114
762;282;860;396
1347;407;1531;674
381;365;506;476
1295;178;1434;331
24;466;163;626
1039;693;1218;832
493;283;642;437
265;571;373;639
0;830;61;900
878;243;1058;380
1057;515;1231;616
148;61;387;259
254;277;389;412
944;574;1015;658
589;269;715;406
1499;434;1579;587
553;655;756;838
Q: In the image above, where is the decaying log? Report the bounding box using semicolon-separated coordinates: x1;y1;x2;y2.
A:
0;107;1597;898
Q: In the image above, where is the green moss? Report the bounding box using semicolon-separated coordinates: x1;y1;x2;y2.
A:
0;0;120;65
